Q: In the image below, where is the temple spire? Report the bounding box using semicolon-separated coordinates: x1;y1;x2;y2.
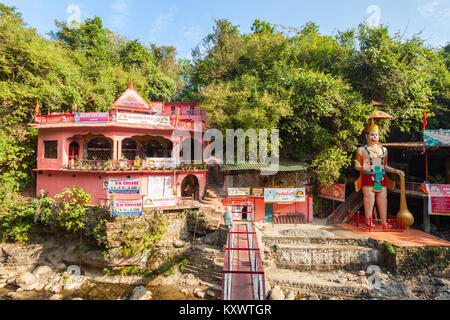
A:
128;78;134;90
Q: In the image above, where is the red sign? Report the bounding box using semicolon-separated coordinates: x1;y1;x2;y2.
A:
317;183;346;202
424;184;450;216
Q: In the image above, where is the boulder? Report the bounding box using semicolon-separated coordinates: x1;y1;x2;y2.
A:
32;266;53;278
202;231;219;245
285;290;295;300
130;286;152;300
269;286;285;300
49;294;63;300
173;240;184;248
16;272;38;291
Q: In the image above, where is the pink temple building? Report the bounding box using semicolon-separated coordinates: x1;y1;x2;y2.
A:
32;80;208;209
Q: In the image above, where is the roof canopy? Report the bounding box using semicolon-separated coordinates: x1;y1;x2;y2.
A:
111;79;151;112
219;161;310;173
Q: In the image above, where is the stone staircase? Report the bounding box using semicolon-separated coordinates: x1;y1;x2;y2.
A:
261;226;380;272
198;185;226;216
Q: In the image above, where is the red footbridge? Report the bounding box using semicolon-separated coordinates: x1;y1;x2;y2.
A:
221;202;266;300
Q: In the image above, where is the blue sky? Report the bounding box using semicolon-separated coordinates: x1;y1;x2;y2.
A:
3;0;450;59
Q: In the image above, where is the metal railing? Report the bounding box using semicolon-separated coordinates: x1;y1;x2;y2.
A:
348;211;404;232
222;203;265;301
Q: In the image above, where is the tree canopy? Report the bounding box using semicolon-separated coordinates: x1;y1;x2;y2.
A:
0;4;449;195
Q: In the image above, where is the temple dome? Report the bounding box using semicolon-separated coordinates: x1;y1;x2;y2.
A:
111;79;151;112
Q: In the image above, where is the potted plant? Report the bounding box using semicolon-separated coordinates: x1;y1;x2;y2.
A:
134;156;141;171
105;160;114;171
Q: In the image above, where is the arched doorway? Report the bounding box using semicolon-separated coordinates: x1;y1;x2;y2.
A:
122;138;137;160
181;175;200;200
87;137;112;160
68;142;79;160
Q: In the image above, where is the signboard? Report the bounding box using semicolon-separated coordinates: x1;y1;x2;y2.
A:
74;112;109;123
116;113;171;126
264;188;306;203
147;176;172;198
143;197;176;208
110;200;143;217
423;129;450;146
252;188;264;197
227;188;251;197
107;178;140;194
146;158;177;168
317;183;346;202
424;184;450;216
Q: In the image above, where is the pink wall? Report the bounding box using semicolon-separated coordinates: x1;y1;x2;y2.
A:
37;126;183;170
36;171;207;205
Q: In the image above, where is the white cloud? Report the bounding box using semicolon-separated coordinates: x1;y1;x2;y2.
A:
417;1;440;17
109;0;130;29
149;7;177;42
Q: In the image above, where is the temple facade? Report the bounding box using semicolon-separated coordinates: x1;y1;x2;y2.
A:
32;80;208;209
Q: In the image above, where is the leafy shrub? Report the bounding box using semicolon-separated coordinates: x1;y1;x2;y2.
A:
54;186;91;232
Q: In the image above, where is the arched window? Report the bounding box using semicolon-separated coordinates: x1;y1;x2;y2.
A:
87;137;112;160
122;138;138;160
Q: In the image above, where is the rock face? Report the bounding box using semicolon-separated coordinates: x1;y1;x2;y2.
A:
16;272;39;291
129;286;152;300
188;212;220;236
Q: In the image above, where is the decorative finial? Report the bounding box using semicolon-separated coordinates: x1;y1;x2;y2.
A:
128;78;134;90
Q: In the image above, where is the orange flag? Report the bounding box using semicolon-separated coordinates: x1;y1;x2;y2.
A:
35;99;40;117
175;108;180;127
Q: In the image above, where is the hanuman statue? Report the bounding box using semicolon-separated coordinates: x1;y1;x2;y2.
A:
354;119;405;228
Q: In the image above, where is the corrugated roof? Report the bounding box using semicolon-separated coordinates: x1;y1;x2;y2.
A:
219;161;310;172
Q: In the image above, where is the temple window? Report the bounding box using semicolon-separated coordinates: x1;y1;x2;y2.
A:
122;138;138;160
87;137;112;160
44;141;58;159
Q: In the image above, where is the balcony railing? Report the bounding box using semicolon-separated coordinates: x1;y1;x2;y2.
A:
66;159;207;171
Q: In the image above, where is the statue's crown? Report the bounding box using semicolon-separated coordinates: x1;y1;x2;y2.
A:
367;119;379;133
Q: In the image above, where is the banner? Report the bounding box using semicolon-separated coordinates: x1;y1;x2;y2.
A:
424;184;450;216
143;196;176;208
146;158;177;168
75;112;109;123
252;188;264;197
110;200;143;217
147;176;172;198
107;178;140;194
317;183;346;202
116;113;170;126
227;188;251;197
264;188;306;203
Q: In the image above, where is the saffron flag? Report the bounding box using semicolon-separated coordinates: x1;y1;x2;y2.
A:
35;100;40;117
175;108;180;127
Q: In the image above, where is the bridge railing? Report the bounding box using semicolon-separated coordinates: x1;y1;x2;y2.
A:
221;220;266;300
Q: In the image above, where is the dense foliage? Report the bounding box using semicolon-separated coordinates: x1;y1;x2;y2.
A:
190;19;450;182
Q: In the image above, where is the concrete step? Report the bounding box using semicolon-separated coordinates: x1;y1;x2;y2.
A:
263;236;371;247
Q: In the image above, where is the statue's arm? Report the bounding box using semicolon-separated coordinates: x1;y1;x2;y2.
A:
354;148;366;171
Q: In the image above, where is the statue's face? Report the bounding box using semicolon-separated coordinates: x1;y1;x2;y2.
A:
366;131;379;145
